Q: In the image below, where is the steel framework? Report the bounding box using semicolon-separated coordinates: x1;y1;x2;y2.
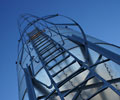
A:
16;14;120;100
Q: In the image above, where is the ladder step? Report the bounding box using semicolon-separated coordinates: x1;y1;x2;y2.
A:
41;45;57;55
33;36;47;45
30;32;42;40
36;40;53;50
42;47;62;60
45;50;66;65
52;60;76;77
33;34;47;43
34;37;49;47
48;54;70;70
38;42;55;53
57;67;85;88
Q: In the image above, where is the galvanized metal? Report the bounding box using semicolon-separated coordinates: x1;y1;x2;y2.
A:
16;14;120;100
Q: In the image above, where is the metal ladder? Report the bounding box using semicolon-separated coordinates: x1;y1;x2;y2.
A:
29;31;120;100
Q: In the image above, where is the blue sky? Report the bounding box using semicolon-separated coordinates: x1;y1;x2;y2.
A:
0;0;120;100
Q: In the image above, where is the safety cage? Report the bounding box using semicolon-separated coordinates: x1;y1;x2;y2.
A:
16;14;120;100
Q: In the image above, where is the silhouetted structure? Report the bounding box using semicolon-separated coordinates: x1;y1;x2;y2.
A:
16;14;120;100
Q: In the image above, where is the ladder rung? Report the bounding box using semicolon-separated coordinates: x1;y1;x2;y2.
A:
41;45;57;55
34;37;49;47
48;54;70;70
52;60;76;77
38;43;55;53
33;34;46;43
42;47;61;60
34;35;48;44
30;32;42;40
57;67;85;88
33;35;47;45
45;50;66;65
36;40;52;50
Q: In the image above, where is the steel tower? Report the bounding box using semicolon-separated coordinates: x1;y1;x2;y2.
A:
16;14;120;100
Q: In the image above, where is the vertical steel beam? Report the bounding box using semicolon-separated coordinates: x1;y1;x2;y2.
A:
24;68;37;100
